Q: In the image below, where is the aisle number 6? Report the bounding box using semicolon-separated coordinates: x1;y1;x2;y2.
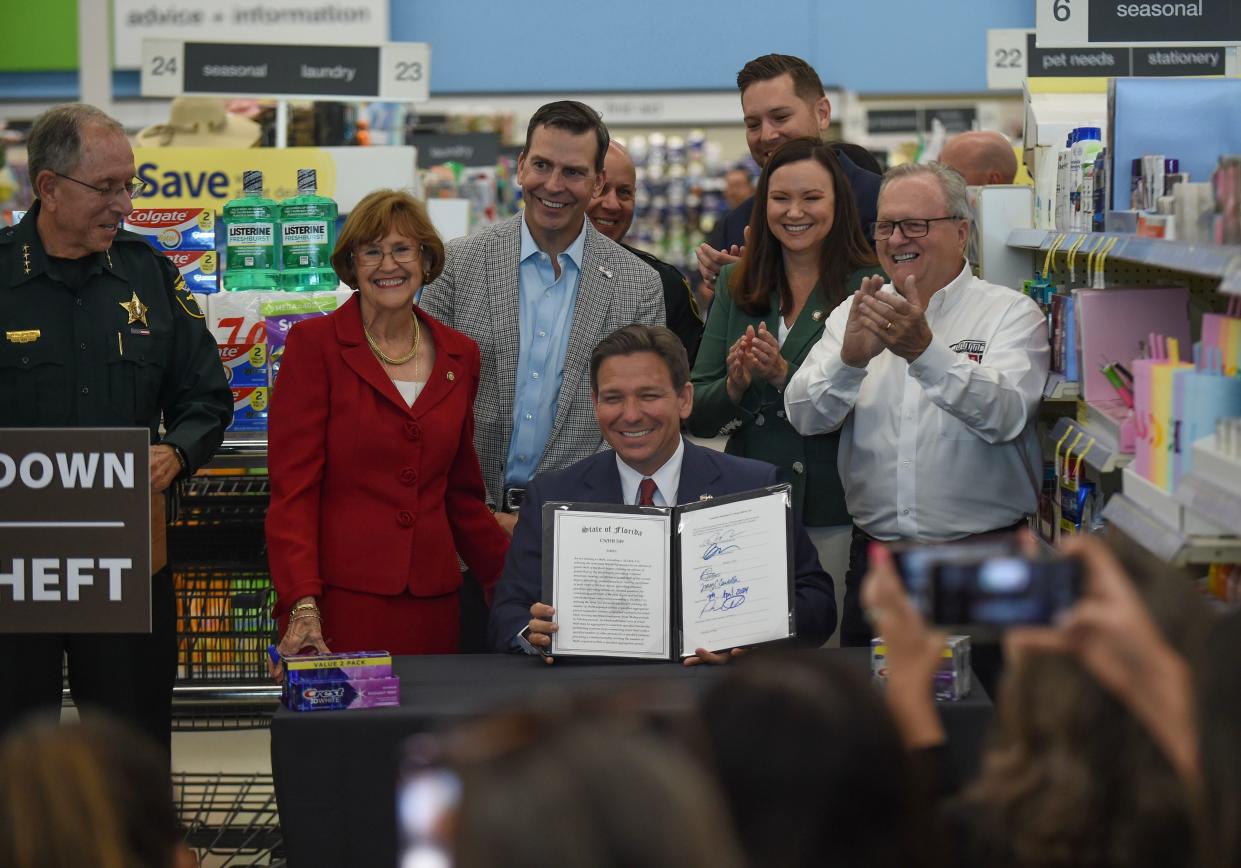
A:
1053;0;1071;21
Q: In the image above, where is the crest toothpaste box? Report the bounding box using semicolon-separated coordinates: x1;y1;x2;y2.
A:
228;385;268;431
219;342;267;388
283;676;400;711
125;208;216;251
165;249;220;293
283;651;393;684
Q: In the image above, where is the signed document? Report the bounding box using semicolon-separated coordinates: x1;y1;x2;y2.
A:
678;489;792;653
541;486;795;660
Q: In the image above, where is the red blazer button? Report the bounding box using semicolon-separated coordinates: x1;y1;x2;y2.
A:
397;511;414;527
399;468;417;485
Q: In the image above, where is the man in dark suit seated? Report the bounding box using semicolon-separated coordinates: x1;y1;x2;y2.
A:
488;324;838;663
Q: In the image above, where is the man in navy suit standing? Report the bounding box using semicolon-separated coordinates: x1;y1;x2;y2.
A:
488;324;837;662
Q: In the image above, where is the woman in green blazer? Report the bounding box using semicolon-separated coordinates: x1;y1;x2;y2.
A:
688;137;880;528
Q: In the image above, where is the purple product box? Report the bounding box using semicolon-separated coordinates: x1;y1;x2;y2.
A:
283;676;401;712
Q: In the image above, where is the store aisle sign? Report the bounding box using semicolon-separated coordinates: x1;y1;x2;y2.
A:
130;147;415;211
114;0;387;69
866;108;977;136
141;39;430;102
0;429;151;634
1037;0;1241;47
409;134;500;169
989;27;1228;86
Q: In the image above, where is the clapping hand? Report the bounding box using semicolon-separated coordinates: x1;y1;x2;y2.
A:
852;275;933;363
840;275;889;368
747;322;789;388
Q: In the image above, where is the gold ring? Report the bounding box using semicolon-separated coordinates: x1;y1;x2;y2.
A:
884;320;893;330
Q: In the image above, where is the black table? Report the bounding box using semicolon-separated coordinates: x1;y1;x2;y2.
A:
271;649;993;868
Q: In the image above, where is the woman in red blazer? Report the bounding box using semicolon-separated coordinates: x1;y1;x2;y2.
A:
266;189;509;660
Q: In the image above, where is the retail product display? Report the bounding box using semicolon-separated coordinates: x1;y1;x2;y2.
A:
278;168;338;291
277;650;401;712
871;635;971;701
624;132;730;272
124;207;220;293
223;170;279;291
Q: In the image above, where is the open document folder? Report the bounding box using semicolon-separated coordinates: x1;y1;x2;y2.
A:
541;485;796;660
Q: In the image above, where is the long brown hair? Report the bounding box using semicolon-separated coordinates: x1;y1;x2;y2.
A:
729;137;876;317
959;546;1211;868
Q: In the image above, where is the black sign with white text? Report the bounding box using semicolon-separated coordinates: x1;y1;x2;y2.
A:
1131;45;1227;75
866;108;978;135
0;429;151;633
184;42;380;96
409;133;501;169
1026;32;1132;76
1090;0;1241;43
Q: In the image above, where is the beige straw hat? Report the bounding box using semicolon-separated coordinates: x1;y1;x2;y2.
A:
136;97;261;148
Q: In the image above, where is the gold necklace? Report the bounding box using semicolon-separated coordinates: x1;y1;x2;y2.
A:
364;311;420;368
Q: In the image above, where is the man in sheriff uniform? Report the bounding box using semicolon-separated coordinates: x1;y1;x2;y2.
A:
0;104;231;755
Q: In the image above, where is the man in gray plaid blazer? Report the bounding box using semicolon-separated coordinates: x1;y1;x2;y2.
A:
420;101;664;537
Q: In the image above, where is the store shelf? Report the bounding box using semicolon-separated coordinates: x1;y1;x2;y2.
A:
1104;493;1241;566
1007;229;1241;290
1050;416;1132;473
200;432;269;473
1043;372;1079;401
1175;474;1241;538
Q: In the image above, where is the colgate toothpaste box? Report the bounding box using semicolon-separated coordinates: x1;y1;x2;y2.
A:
165;249;220;293
228;385;268;431
283;676;401;712
125;207;216;251
219;342;267;388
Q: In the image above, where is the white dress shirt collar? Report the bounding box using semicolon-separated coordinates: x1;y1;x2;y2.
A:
923;260;972;318
615;437;686;507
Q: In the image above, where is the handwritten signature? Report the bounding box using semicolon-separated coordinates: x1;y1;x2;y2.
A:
699;587;749;617
701;528;741;561
698;566;741;592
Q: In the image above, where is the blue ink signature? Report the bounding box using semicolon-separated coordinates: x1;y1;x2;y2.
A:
699;587;749;617
697;566;741;593
701;528;741;561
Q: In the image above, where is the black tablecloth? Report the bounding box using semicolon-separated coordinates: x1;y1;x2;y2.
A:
271;649;993;868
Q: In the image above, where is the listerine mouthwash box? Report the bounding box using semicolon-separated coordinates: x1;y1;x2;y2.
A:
223;170;278;289
279;168;338;269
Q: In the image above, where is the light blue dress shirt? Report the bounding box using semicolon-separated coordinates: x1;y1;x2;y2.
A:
505;215;588;488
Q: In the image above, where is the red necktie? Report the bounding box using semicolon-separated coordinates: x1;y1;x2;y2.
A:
637;477;658;506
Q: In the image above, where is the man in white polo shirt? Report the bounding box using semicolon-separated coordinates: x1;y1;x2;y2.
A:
784;162;1049;648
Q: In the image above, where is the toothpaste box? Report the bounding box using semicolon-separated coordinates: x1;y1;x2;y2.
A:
871;635;972;701
262;295;341;388
125;207;216;251
219;342;267;388
228;386;268;431
207;289;351;345
165;249;220;294
283;676;401;712
283;651;393;684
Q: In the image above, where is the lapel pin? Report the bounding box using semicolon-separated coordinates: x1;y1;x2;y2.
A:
698;494;713;501
812;310;823;321
598;265;613;279
446;371;455;381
